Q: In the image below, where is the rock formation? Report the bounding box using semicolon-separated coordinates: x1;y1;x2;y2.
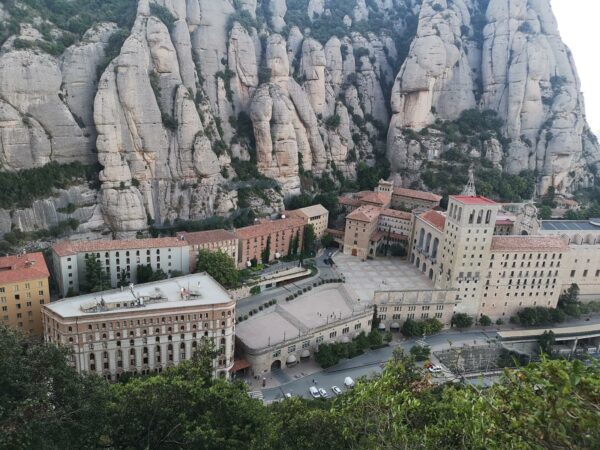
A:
0;0;597;238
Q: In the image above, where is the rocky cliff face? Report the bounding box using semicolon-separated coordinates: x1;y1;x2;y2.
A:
0;0;597;238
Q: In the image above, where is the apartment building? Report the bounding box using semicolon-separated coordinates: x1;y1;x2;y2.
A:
177;229;238;271
52;238;190;297
0;252;50;335
42;274;235;380
286;204;329;239
235;217;305;268
342;205;381;258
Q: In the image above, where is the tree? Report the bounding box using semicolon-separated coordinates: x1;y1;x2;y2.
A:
196;249;239;288
321;233;335;248
291;232;299;256
401;318;422;337
117;269;128;288
261;236;271;264
410;344;431;361
302;224;316;255
538;330;555;355
83;254;110;292
0;325;110;449
538;204;552;219
479;315;492;326
451;313;474;329
135;264;168;284
368;329;383;346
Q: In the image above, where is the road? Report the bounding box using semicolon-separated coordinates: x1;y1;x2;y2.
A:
262;329;494;402
235;250;341;317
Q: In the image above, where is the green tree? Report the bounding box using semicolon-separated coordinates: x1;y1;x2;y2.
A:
0;325;110;449
321;233;335;248
196;249;239;288
538;204;552;219
538;330;555;355
451;313;474;329
479;315;492;326
291;232;300;256
135;264;168;284
83;254;110;292
302;224;316;255
401;318;422;337
261;236;271;264
409;344;431;361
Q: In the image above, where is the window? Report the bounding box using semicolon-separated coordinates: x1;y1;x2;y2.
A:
302;340;310;348
329;331;337;338
287;345;296;353
272;349;281;357
316;336;324;344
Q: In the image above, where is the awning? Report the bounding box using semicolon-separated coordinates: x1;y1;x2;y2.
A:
286;354;297;365
300;349;310;358
390;322;400;329
378;323;386;330
230;358;251;372
340;335;350;343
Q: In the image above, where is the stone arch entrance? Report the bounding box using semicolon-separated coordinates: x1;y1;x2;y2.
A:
271;359;282;371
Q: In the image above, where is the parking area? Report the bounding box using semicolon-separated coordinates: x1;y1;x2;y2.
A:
333;255;434;302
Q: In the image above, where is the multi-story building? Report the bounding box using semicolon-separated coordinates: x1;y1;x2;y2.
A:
42;273;235;380
342;205;381;258
390;186;442;211
52;238;190;297
235;285;372;374
286;204;329;239
235;217;305;268
0;252;50;335
177;229;238;271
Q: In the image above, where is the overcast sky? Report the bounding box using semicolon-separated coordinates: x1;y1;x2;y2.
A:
552;0;600;133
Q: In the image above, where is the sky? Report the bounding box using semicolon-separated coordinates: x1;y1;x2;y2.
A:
552;0;600;134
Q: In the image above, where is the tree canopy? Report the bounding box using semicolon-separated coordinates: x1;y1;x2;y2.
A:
196;249;239;288
1;325;599;449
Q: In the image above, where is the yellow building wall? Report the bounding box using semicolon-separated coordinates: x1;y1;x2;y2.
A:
0;277;49;335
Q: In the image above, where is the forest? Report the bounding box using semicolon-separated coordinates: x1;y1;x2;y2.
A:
1;324;598;449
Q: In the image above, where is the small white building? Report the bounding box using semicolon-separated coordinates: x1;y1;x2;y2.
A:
52;238;190;297
42;273;235;381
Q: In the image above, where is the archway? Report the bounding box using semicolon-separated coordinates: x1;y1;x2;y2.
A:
271;359;282;371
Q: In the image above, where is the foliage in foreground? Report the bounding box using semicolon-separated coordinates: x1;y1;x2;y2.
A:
1;326;599;449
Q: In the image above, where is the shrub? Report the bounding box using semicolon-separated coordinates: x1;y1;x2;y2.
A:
479;315;492;326
410;345;431;361
451;313;474;329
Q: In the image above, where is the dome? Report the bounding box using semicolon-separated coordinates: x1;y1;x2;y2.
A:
390;322;400;329
300;349;310;358
286;354;297;365
378;322;386;330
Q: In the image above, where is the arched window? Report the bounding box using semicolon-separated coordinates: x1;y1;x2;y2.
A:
425;233;432;253
485;210;492;224
418;228;425;248
469;210;475;224
89;353;95;360
432;238;439;260
457;207;462;221
476;210;483;224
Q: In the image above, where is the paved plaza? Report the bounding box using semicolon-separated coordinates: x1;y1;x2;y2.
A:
333;255;434;302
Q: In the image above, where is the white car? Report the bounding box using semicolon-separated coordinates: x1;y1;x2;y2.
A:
318;388;328;398
428;365;442;374
309;386;321;398
344;377;355;388
285;393;292;399
331;386;342;395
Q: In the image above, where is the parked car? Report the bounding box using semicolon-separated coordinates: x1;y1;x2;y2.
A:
285;393;292;399
428;365;442;373
318;388;328;398
331;386;342;395
309;386;321;398
344;377;355;388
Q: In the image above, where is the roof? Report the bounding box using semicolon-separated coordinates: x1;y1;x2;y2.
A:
339;196;363;207
495;219;514;226
177;229;237;246
0;252;50;285
43;273;232;318
541;220;600;232
52;237;188;257
289;204;328;218
393;187;442;203
357;191;390;206
380;208;412;221
451;195;497;206
234;217;305;240
556;198;579;206
490;236;568;252
346;205;381;223
419;210;446;232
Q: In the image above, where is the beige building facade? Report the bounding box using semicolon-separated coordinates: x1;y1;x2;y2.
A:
287;204;329;239
177;229;238;271
42;274;235;381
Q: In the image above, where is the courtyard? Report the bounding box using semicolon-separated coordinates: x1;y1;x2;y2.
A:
332;254;434;303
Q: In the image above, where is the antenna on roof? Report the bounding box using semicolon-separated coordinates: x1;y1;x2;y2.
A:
461;167;477;197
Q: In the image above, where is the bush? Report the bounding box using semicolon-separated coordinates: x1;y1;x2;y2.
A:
451;313;474;329
250;285;261;296
410;345;431;361
479;315;492;326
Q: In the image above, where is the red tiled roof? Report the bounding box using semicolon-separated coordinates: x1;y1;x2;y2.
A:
346;205;381;223
491;236;568;252
339;196;363;207
380;208;412;221
178;229;238;246
357;191;390;206
0;252;50;284
393;187;442;203
235;217;305;240
52;237;188;257
451;195;497;206
419;210;446;231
